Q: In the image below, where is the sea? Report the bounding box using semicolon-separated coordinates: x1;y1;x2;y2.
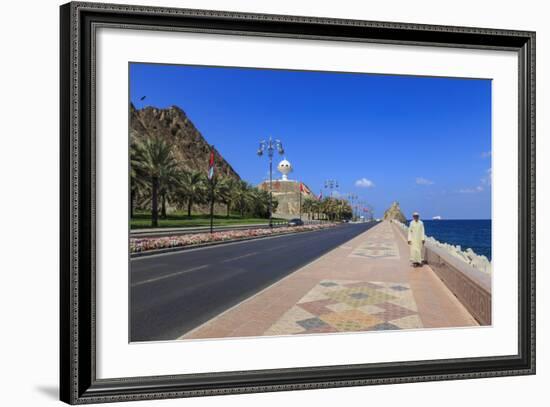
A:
417;219;492;261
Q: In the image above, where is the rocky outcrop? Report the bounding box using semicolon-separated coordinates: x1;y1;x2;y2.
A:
383;201;407;223
130;104;240;181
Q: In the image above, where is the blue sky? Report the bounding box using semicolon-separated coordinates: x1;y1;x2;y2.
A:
130;63;492;219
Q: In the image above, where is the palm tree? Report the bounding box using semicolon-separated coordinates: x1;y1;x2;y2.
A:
158;163;179;219
302;197;314;220
179;170;207;217
321;197;339;221
132;136;178;227
341;200;353;220
320;198;329;220
249;188;273;218
129;136;147;219
232;181;254;217
214;177;234;217
271;195;279;215
309;199;319;220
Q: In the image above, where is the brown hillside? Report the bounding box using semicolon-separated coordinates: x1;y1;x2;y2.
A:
130;104;241;181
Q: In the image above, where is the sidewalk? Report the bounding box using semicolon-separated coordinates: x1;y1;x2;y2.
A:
180;221;477;340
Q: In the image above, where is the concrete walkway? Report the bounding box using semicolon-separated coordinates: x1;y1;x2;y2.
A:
180;221;477;340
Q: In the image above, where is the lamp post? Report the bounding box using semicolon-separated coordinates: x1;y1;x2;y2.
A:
324;179;339;198
347;193;358;221
323;180;338;221
257;136;284;228
366;204;374;221
357;200;368;222
357;199;366;222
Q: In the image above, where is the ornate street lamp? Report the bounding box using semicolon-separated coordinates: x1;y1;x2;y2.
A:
257;136;284;228
324;179;339;197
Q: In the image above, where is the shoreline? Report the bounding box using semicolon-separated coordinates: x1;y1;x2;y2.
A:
393;220;492;274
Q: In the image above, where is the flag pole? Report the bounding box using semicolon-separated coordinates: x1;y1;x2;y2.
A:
299;182;303;221
209;146;215;234
210;179;214;234
320;189;324;222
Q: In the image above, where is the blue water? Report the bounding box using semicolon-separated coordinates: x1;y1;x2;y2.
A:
417;219;492;260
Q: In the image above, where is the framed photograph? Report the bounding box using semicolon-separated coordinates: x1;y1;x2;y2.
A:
60;1;535;404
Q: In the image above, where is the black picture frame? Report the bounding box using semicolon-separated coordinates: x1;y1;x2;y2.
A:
60;2;536;404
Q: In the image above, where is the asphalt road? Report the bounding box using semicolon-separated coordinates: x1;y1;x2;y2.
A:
130;222;378;342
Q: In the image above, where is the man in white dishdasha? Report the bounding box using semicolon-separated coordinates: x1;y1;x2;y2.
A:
407;211;425;267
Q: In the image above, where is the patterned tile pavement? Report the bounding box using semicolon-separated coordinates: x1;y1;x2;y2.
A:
264;279;423;336
182;221;478;340
348;224;399;259
349;241;400;259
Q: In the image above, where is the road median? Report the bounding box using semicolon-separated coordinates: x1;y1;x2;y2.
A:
130;223;339;257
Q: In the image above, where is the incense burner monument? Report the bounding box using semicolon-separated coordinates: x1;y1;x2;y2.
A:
258;158;315;220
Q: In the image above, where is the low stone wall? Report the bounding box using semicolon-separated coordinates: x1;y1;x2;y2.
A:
392;221;491;325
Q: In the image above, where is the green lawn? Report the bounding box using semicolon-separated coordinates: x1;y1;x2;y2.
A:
131;211;285;229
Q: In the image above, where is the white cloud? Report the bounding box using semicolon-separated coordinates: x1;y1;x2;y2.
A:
481;168;492;185
481;151;492;158
355;178;375;188
458;185;484;194
416;177;434;185
458;169;491;194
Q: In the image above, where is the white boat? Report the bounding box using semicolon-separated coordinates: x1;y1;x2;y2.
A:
432;215;442;220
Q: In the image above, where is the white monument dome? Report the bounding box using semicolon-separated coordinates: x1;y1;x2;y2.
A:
277;158;293;181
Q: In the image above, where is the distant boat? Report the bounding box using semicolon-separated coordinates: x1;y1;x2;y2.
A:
432;216;442;220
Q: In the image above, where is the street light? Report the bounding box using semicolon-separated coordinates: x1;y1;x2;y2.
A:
356;202;374;222
257;136;284;228
356;199;366;221
322;180;339;222
324;179;339;197
365;204;374;221
346;193;358;221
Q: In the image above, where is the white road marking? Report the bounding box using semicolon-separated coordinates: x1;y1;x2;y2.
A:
220;252;259;263
132;265;209;287
177;226;379;340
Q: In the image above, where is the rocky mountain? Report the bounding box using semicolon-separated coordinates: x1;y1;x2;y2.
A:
130;104;241;181
383;201;407;223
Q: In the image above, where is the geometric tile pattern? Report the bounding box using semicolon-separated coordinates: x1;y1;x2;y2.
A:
264;280;423;336
347;221;400;259
349;241;400;259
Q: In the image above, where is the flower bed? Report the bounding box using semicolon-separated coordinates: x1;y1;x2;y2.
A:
130;223;338;253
